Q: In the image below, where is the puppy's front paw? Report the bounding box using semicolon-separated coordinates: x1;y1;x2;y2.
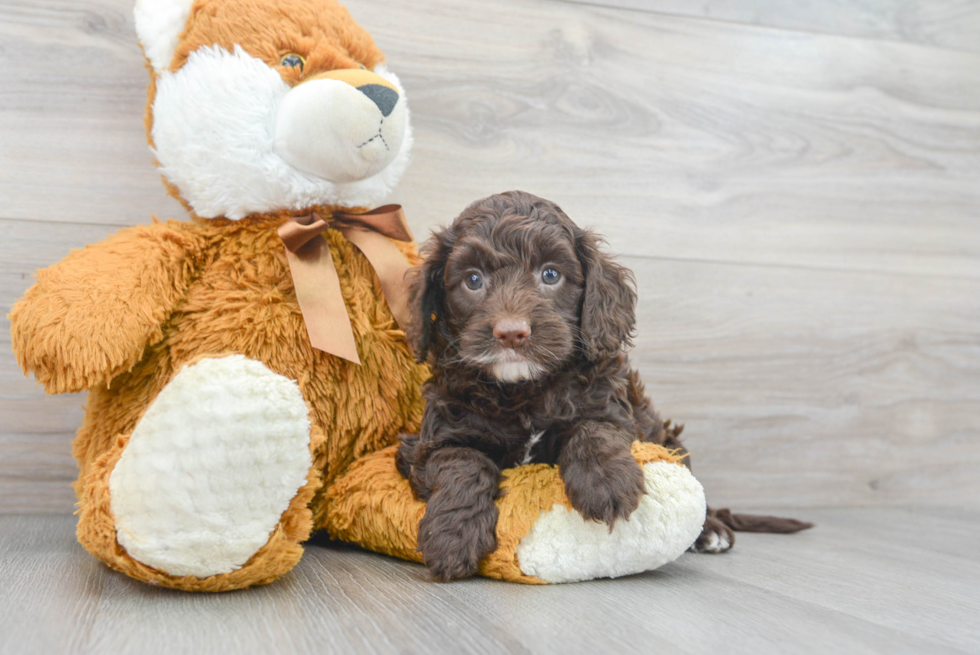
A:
692;516;734;553
562;455;645;527
418;507;497;582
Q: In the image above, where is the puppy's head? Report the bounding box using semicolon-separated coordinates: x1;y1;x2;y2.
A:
408;191;636;382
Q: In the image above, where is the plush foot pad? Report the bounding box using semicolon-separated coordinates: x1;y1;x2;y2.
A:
514;460;706;583
108;355;312;578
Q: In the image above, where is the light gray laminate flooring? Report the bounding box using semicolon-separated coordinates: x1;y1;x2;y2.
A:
1;509;978;655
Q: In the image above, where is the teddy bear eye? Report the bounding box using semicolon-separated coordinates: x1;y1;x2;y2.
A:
280;53;305;70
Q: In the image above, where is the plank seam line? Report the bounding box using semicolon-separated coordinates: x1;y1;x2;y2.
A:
553;0;980;59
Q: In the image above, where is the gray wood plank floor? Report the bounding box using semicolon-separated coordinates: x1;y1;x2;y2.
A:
3;0;979;513
1;509;978;655
565;0;980;54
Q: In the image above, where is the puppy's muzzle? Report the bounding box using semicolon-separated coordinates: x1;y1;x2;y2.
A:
273;68;406;183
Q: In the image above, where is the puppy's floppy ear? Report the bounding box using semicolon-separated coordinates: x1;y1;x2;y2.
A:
406;226;456;363
575;228;637;361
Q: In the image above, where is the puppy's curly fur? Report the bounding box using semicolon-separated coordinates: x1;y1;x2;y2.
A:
398;191;811;581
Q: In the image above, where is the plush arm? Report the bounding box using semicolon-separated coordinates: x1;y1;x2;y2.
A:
9;221;205;394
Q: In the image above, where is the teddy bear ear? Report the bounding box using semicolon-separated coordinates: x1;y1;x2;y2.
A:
134;0;196;74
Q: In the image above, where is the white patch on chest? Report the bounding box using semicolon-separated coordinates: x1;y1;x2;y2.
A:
521;430;545;465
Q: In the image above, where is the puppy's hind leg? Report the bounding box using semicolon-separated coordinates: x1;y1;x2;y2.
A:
693;508;737;553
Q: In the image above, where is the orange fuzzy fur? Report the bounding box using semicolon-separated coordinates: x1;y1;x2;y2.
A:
12;206;431;590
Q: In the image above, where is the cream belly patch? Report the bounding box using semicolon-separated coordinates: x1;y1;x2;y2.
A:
108;355;312;578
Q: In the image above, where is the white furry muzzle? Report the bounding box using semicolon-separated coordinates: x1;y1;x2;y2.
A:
274;75;406;183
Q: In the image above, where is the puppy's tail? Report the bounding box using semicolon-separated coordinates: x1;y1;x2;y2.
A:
712;507;813;533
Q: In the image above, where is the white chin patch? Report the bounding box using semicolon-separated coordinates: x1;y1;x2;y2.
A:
151;46;412;219
516;461;707;583
491;359;545;382
108;356;312;578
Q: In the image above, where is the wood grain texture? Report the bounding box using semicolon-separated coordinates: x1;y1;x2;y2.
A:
0;0;188;224
1;510;978;654
630;257;980;510
564;0;980;54
2;0;979;513
3;0;979;275
375;0;980;279
5;221;978;511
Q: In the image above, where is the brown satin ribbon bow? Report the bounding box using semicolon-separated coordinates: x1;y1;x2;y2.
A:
278;205;414;365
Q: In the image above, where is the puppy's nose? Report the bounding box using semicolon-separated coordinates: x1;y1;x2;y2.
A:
358;84;398;117
493;319;531;348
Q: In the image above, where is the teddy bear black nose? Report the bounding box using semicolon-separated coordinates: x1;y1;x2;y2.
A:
357;84;398;117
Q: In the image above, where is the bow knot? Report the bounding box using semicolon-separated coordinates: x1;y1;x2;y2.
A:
278;205;414;365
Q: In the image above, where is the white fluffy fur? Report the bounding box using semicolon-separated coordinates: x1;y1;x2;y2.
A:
274;77;406;182
520;430;545;465
108;356;312;577
151;46;412;219
134;0;195;73
491;359;546;382
515;461;706;583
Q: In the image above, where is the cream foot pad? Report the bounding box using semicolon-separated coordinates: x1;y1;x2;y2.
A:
109;355;312;577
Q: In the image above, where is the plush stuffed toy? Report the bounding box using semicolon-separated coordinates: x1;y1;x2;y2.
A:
9;0;707;591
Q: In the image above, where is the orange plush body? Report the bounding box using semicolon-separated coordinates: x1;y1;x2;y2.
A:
10;0;706;591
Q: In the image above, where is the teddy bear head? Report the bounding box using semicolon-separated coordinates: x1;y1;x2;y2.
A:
135;0;411;220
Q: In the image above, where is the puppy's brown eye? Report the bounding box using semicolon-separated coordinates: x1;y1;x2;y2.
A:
541;268;561;285
280;53;305;70
464;272;484;291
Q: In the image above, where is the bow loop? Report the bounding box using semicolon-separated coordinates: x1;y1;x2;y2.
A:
278;205;414;365
278;212;331;253
333;205;413;242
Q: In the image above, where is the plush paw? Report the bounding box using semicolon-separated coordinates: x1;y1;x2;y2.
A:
108;355;312;577
561;453;645;527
